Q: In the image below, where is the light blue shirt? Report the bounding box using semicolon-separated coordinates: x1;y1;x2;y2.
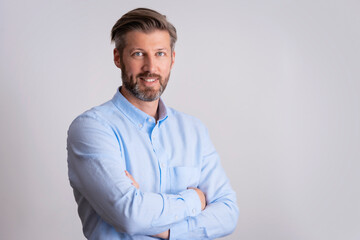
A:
67;88;238;239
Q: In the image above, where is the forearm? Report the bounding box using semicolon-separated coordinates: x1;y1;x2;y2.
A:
124;172;207;239
169;193;238;239
69;153;202;235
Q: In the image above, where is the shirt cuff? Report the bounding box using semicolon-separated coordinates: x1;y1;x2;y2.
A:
178;189;202;217
169;220;189;240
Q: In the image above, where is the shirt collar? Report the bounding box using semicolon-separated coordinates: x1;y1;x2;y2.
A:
111;87;169;129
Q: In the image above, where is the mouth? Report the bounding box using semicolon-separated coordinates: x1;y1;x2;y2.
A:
140;77;158;83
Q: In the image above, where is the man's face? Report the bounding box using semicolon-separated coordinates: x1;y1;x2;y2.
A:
114;30;175;102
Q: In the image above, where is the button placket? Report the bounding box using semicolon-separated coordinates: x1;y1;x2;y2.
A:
151;127;165;192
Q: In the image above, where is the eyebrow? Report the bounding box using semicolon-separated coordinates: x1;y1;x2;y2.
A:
129;47;169;52
129;48;145;52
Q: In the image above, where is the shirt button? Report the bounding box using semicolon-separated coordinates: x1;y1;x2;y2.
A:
192;208;196;214
161;163;165;168
148;118;152;122
139;124;143;128
175;215;178;220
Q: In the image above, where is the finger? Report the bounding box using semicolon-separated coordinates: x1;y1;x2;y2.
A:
132;180;140;189
125;170;135;182
125;170;140;189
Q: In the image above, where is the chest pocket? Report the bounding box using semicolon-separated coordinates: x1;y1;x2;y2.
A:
169;166;200;194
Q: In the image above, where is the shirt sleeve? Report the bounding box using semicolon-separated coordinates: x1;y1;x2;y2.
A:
67;114;202;236
169;125;239;240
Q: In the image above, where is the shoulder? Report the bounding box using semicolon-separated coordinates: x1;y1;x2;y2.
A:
68;100;118;135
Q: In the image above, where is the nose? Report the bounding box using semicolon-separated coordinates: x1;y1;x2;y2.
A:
142;55;157;73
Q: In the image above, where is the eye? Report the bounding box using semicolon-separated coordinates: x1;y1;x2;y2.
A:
156;52;166;57
133;52;143;57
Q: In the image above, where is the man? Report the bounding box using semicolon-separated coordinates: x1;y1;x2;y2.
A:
67;8;238;239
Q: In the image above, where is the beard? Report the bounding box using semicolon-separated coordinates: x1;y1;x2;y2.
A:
121;67;170;102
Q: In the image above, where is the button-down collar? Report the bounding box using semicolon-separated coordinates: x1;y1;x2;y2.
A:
111;87;168;130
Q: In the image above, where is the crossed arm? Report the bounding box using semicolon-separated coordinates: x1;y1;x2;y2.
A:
67;115;238;239
125;170;207;239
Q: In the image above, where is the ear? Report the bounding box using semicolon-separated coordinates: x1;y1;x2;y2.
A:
113;48;122;69
170;51;175;69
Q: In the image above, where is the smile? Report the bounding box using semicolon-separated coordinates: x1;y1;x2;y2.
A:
141;78;157;82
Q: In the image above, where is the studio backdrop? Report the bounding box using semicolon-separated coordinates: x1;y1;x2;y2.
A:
0;0;359;239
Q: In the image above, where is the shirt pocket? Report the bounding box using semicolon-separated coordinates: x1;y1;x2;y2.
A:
169;166;200;194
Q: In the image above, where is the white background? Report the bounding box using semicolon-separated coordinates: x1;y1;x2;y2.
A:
1;0;359;239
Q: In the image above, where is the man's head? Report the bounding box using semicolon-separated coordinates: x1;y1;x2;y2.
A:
111;8;177;59
111;8;177;102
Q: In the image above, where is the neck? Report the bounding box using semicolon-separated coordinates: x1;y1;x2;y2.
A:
120;87;159;119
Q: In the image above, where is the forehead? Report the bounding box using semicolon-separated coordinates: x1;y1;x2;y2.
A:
124;30;171;50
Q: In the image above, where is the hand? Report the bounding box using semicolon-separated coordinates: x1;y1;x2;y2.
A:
125;170;139;189
188;187;206;210
152;230;169;239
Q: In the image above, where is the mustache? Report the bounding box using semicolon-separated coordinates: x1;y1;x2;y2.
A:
137;72;161;79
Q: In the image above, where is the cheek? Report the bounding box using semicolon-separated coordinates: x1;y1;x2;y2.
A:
159;61;173;73
123;62;141;75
